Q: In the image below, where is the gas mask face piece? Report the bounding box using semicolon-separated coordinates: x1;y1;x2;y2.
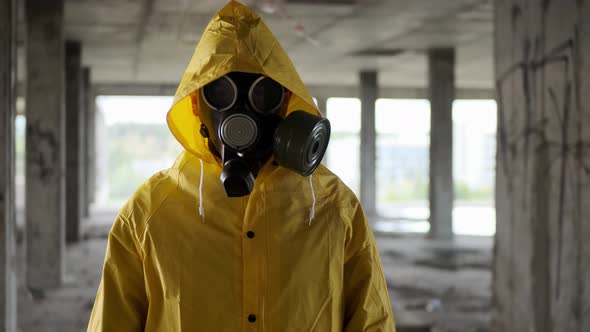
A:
198;72;331;197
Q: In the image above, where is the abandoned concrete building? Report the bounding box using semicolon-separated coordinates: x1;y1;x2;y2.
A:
1;0;589;331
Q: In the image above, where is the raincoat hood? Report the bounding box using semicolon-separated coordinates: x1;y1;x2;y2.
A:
167;0;320;162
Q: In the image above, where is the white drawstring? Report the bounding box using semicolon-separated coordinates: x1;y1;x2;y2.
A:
199;159;206;223
308;174;316;225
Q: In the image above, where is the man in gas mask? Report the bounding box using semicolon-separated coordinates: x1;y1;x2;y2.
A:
88;1;396;331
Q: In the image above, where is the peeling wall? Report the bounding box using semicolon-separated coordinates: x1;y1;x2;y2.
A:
493;0;590;331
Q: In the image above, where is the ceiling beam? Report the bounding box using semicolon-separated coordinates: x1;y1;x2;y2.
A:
17;80;494;100
93;83;177;96
308;85;494;100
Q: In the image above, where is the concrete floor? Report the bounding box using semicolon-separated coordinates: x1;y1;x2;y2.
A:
380;234;492;332
15;210;492;332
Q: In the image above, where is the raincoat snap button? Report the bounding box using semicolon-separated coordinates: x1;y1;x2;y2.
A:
246;231;255;238
248;314;256;322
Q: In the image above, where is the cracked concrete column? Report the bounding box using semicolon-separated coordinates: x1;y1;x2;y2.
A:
359;71;377;220
26;0;66;289
0;0;18;329
65;41;84;243
494;1;590;331
428;48;455;240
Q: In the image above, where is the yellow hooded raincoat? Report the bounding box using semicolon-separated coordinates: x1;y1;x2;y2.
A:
88;1;396;331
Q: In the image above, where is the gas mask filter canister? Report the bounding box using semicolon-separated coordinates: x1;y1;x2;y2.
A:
198;72;330;197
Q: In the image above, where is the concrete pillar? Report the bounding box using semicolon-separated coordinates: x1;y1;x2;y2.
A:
88;92;97;205
315;95;328;117
82;67;91;218
65;41;84;243
0;0;17;329
428;48;455;240
95;105;108;204
494;1;590;331
26;0;66;289
359;71;377;219
314;96;329;165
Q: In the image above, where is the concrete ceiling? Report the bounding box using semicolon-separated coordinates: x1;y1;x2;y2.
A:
19;0;494;90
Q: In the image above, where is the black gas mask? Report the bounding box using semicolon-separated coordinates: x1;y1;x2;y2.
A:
198;72;330;197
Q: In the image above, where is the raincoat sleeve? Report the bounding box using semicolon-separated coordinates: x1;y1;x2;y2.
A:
87;215;148;331
343;202;396;332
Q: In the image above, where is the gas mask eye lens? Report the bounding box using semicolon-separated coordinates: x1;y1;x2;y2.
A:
249;76;285;114
202;75;237;111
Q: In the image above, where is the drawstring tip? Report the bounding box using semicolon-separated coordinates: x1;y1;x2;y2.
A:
199;207;206;224
199;159;206;224
308;174;316;226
